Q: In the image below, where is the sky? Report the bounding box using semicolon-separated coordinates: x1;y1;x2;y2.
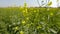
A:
0;0;60;7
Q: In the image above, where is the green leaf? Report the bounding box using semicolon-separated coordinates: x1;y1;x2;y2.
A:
50;29;57;34
48;1;52;6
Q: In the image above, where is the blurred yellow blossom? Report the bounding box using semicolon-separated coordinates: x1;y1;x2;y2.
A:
50;12;53;16
34;10;36;12
26;17;29;20
15;26;18;30
25;9;28;13
20;31;24;34
23;8;28;13
25;8;27;11
22;20;26;24
23;10;25;13
13;26;18;32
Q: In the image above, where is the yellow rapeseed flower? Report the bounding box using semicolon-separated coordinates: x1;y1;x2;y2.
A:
15;26;18;30
23;8;28;13
26;17;29;20
34;10;36;12
25;8;28;13
13;26;18;32
20;31;24;34
25;8;27;11
22;20;26;24
23;10;25;13
50;12;53;16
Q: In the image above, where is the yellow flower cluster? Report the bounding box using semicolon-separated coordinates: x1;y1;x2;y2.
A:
22;20;26;24
20;31;24;34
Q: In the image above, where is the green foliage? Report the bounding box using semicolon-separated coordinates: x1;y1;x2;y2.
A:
0;7;60;34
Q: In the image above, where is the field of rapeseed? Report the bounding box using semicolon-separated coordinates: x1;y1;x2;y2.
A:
0;7;60;34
